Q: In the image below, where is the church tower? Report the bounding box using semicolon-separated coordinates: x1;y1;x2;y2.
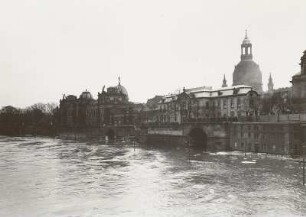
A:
222;74;228;87
268;73;274;93
240;31;253;60
233;31;263;93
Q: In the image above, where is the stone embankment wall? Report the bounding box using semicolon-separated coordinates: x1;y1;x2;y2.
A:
260;114;306;122
58;122;306;156
145;128;185;148
146;134;186;148
229;122;305;156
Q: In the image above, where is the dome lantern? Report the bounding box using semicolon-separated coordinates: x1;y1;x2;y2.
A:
233;31;263;93
241;30;253;60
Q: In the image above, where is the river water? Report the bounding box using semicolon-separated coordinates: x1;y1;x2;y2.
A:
0;136;306;217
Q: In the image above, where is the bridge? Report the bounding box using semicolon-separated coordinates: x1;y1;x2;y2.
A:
146;121;230;151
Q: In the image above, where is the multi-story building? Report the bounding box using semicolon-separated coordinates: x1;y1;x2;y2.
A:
59;80;143;140
148;85;260;125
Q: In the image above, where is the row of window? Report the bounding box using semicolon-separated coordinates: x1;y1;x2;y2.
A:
159;98;244;112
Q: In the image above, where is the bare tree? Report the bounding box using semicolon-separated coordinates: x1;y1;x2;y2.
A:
45;103;58;115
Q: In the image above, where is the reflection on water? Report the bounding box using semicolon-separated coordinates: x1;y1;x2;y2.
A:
0;136;306;217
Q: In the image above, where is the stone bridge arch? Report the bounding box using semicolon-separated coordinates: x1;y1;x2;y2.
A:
184;123;230;151
106;128;115;141
188;127;207;150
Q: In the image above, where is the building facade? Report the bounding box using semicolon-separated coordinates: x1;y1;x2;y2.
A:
146;85;260;125
291;50;306;111
59;80;143;140
230;122;302;155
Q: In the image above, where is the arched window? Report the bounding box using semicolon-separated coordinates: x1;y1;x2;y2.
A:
237;98;241;108
223;99;227;109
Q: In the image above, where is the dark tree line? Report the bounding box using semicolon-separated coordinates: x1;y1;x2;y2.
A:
260;91;293;115
0;103;59;136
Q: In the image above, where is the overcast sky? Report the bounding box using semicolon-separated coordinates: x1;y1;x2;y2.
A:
1;0;306;108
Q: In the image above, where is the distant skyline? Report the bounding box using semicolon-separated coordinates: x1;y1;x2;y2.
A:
1;0;306;108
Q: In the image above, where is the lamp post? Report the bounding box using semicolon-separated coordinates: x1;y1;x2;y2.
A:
50;121;53;137
20;122;24;135
188;136;191;162
302;144;305;186
303;156;305;186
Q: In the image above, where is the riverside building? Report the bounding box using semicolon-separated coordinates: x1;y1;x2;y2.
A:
59;79;143;140
148;85;260;125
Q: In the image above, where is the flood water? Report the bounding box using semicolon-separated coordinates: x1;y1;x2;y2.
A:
0;136;306;217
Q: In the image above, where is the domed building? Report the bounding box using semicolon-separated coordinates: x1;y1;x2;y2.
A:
104;80;129;102
59;78;143;140
79;90;93;101
233;32;263;93
292;50;306;99
291;50;306;112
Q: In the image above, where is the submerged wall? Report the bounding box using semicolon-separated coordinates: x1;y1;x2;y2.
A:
229;122;304;156
59;122;305;156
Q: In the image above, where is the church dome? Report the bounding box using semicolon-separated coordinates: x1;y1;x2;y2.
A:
107;78;129;97
79;90;93;100
107;84;129;97
233;60;262;93
116;84;128;96
233;32;263;93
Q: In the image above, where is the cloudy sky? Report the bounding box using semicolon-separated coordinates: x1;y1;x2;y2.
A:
0;0;306;107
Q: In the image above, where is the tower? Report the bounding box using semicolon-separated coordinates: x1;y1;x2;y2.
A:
233;31;263;93
222;74;228;87
268;73;274;93
291;50;306;99
240;30;253;60
301;50;306;75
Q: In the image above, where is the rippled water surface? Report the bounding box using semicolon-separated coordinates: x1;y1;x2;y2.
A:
1;136;306;217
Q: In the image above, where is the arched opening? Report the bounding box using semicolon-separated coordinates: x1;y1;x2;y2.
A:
106;129;115;141
188;128;207;150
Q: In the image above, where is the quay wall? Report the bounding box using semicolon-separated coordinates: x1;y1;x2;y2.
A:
145;134;186;149
229;122;305;156
59;126;136;141
58;122;306;156
145;127;230;151
145;122;305;155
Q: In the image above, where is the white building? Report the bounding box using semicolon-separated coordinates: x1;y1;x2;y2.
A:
154;85;259;124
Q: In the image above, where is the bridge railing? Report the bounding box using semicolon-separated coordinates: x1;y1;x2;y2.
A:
259;114;306;122
141;117;242;128
140;114;306;130
141;122;181;129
